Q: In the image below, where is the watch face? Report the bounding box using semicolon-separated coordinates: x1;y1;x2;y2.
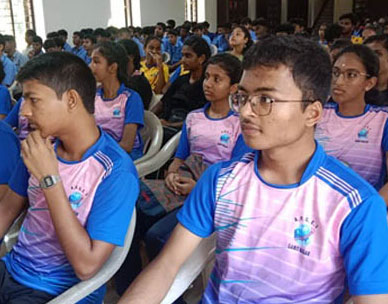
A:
43;176;54;187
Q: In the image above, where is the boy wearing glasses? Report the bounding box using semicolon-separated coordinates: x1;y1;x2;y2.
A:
119;36;388;304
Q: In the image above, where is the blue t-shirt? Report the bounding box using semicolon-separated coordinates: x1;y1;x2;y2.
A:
212;34;230;53
178;144;388;303
132;37;145;57
0;121;20;185
5;129;139;303
71;46;88;63
0;85;12;115
165;40;183;65
1;54;17;87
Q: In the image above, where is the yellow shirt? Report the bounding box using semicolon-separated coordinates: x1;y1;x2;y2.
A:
140;61;169;91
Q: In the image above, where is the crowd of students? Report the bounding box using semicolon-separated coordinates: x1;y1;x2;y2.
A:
0;11;388;304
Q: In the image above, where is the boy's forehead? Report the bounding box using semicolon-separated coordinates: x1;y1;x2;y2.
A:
22;79;55;95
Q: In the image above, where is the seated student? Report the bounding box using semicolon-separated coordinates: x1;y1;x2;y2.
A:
28;36;44;59
115;53;251;295
117;27;146;58
71;31;88;63
154;36;210;142
43;39;61;53
316;44;388;203
0;62;12;119
0;121;19;200
22;29;35;57
82;34;96;65
328;38;352;62
3;35;28;72
90;42;145;160
178;25;191;44
0;52;138;304
140;36;169;94
165;29;183;72
118;35;388;304
241;17;257;42
0;35;17;87
364;34;388;105
192;24;212;46
212;23;231;53
58;29;72;52
252;18;270;41
228;25;253;61
118;39;153;110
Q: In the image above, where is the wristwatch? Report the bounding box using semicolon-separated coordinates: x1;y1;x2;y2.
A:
39;175;61;189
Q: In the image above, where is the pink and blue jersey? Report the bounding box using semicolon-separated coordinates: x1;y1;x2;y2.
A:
4;98;29;140
315;102;388;190
178;144;388;303
175;103;249;165
94;84;144;160
0;121;20;185
6;129;139;303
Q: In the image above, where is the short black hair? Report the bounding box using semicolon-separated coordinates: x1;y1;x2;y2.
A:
324;24;343;44
144;35;161;48
167;29;178;37
58;29;68;37
253;18;269;29
329;38;352;52
83;34;97;44
334;44;379;79
43;39;57;51
3;35;15;43
192;24;203;32
25;29;36;37
46;31;58;39
243;35;332;105
364;34;388;52
240;17;252;26
17;52;96;113
32;36;43;45
118;39;141;70
93;42;129;85
73;31;83;38
156;22;166;32
94;28;105;37
275;23;295;35
206;53;242;84
339;13;357;25
54;37;64;49
166;19;176;29
184;35;211;63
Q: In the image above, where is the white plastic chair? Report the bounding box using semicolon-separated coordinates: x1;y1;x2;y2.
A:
162;52;171;63
133;111;163;165
210;44;218;56
161;234;216;304
136;131;181;178
149;93;163;112
47;210;136;304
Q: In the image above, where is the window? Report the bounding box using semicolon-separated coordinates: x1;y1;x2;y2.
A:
185;0;198;22
0;0;35;49
124;0;132;27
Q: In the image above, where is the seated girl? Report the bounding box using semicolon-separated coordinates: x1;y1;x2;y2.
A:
90;42;145;160
115;53;252;295
228;25;253;61
315;44;388;205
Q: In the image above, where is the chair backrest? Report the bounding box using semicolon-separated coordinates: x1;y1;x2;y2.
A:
149;93;163;112
210;44;218;56
136;131;181;178
134;111;163;165
161;234;216;304
162;52;171;63
47;209;137;304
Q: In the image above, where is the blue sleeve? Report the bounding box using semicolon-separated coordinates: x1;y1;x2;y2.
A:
0;124;20;185
8;158;29;197
340;194;388;295
381;118;388;151
2;60;17;87
169;66;181;84
231;134;254;159
0;87;11;115
124;90;144;127
177;163;221;237
174;121;190;160
5;98;21;128
86;168;139;246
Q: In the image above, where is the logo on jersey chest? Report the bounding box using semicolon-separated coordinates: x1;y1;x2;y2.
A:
355;126;370;143
113;107;122;118
288;216;319;256
218;130;232;147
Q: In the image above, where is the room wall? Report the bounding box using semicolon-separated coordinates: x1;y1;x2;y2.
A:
137;0;185;27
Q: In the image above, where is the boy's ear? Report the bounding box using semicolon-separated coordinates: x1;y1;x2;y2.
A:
66;89;81;111
229;83;238;95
